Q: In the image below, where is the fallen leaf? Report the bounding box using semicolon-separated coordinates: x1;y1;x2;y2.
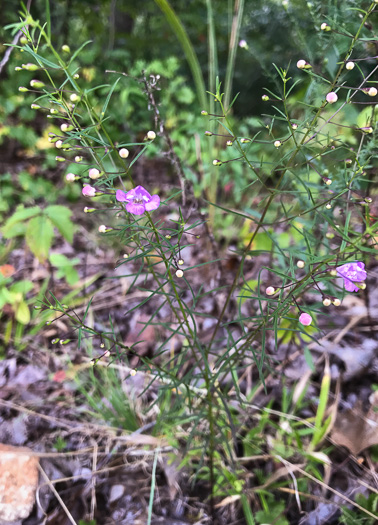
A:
331;395;378;455
0;264;15;278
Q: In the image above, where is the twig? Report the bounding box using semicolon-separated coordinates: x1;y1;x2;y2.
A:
38;463;78;525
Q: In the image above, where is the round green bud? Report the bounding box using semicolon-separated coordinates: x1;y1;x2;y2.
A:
22;63;38;71
30;79;45;88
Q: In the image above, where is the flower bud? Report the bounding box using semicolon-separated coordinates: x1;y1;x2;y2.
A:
50;108;59;114
365;197;372;203
360;127;373;134
66;173;76;182
299;313;312;326
324;178;332;186
61;123;74;132
332;298;341;306
75;156;83;162
31;103;41;109
345;61;355;70
325;203;332;209
15;67;23;71
326;92;338;104
84;207;96;213
213;159;222;166
291;123;298;130
297;59;308;69
226;140;233;146
22;63;39;71
175;269;184;278
130;369;137;376
297;260;305;268
322;297;331;306
147;130;156;140
55;156;66;162
61;44;70;53
119;148;129;159
266;286;276;296
239;39;248;49
240;138;251;143
89;168;101;179
274;140;282;148
55;140;63;149
82;185;96;197
321;23;331;31
30;79;45;88
262;94;269;101
70;93;80;103
18;86;28;92
73;73;80;79
20;36;28;45
201;110;208;115
329;269;337;276
98;225;111;233
178;259;184;266
368;87;377;97
204;131;213;136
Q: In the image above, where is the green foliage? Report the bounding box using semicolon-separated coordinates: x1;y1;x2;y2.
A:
255;499;289;525
49;253;79;285
3;204;75;261
77;365;140;431
340;493;378;524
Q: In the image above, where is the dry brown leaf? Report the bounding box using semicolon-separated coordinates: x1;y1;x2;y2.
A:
331;397;378;455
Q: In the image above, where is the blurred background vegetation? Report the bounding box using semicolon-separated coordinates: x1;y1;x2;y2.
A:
1;0;373;204
1;0;372;144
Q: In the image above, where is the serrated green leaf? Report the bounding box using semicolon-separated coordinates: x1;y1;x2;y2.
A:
15;300;31;325
2;221;28;239
3;206;41;235
45;205;74;243
26;216;54;261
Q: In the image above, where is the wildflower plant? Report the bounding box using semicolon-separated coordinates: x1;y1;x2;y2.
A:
5;0;378;522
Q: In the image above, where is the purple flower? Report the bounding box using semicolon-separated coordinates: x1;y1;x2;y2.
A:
116;185;160;215
336;261;366;292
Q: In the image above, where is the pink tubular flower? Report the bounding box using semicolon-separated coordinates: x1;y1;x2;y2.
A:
299;313;312;326
116;185;160;215
336;261;366;292
82;185;96;197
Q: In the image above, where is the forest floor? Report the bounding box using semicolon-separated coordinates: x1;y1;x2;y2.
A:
1;155;378;525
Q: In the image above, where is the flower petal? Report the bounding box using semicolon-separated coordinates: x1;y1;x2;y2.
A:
145;194;160;211
344;279;359;292
116;189;129;202
126;202;145;215
134;185;152;200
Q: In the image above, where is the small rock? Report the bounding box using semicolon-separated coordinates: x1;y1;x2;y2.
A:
109;484;125;503
0;443;39;522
